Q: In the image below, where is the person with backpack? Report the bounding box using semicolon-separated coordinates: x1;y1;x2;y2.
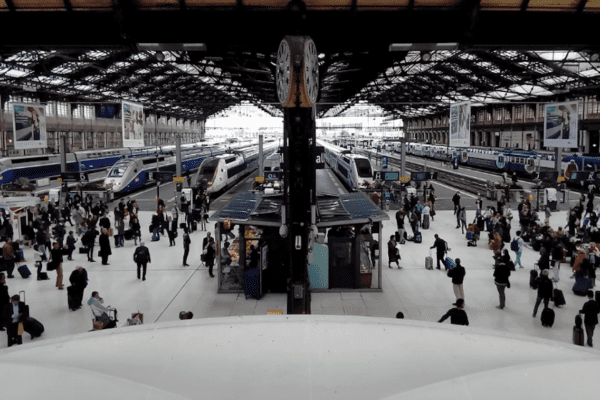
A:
447;258;466;301
133;242;151;281
430;234;448;270
532;269;553;318
511;231;524;269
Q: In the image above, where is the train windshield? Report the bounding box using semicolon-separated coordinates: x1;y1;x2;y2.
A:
354;159;373;178
199;159;219;177
108;166;127;177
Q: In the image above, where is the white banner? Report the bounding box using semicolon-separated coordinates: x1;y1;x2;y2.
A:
122;101;144;148
544;101;579;148
0;196;40;208
449;101;470;147
12;103;47;150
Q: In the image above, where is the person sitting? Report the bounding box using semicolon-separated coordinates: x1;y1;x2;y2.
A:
179;311;194;320
87;291;118;329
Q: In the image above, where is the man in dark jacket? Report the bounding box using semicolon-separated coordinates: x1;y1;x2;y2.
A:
447;258;466;301
438;298;469;326
69;266;88;310
430;234;448;270
533;269;553;317
2;294;29;347
580;290;600;347
134;242;151;281
99;213;111;231
0;273;9;331
452;192;461;216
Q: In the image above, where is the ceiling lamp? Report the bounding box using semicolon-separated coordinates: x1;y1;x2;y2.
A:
155;52;165;62
590;53;600;62
420;52;432;62
388;43;458;52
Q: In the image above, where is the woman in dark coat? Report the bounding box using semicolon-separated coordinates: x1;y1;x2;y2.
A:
99;228;112;265
387;235;400;269
205;238;216;278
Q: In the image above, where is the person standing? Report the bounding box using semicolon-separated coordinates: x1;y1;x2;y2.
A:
430;234;448;270
82;227;97;263
493;260;511;310
183;228;191;267
2;238;16;279
68;266;88;310
99;228;112;266
458;207;467;234
205;237;216;278
580;290;600;347
50;241;69;290
532;269;553;317
2;294;29;347
475;195;483;218
387;235;400;269
447;258;466;301
0;273;9;332
66;231;77;261
452;191;461;216
438;298;468;326
512;231;525;269
129;217;141;246
167;216;177;247
395;208;404;232
133;242;151;281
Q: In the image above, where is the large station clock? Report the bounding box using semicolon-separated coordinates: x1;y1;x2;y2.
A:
276;36;319;108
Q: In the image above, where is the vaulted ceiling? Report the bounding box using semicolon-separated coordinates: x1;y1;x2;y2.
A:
1;0;600;121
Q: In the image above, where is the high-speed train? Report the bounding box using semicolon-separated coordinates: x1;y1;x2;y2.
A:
0;143;211;186
318;140;374;190
193;141;278;195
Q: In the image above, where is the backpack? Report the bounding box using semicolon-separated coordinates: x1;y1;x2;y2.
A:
510;238;519;252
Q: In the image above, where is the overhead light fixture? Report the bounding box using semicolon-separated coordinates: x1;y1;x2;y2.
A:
137;43;207;51
155;51;165;62
420;51;432;62
389;43;458;52
590;53;600;62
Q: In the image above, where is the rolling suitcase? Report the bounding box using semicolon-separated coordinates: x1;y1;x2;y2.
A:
422;215;430;230
192;221;198;232
553;288;566;307
425;250;433;270
529;269;538;290
414;232;422;243
17;264;31;279
243;268;260;299
541;307;555;327
23;317;44;339
37;272;49;281
574;314;584;346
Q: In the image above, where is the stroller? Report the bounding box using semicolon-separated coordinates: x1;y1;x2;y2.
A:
466;224;480;247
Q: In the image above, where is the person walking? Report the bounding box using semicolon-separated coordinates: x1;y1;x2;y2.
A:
68;266;88;310
182;228;191;266
2;238;16;279
430;234;448;270
205;237;216;278
133;242;151;281
66;231;77;261
512;231;525;269
167;216;177;247
532;269;553;317
447;258;466;301
49;241;69;290
387;235;400;269
458;207;467;234
580;291;600;347
82;227;97;262
99;228;112;265
438;298;468;326
493;260;511;310
130;217;141;246
452;191;461;217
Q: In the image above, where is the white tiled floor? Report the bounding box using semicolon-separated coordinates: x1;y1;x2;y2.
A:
2;207;596;351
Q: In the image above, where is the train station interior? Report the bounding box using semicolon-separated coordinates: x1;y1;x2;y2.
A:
3;0;600;397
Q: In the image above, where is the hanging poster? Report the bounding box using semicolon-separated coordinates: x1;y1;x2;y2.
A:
544;101;578;148
122;100;144;148
449;101;470;147
12;103;47;150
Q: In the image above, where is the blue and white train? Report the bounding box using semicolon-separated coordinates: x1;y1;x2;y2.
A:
193;141;278;195
319;140;374;190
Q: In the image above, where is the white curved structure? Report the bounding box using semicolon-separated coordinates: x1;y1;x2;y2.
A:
1;315;598;399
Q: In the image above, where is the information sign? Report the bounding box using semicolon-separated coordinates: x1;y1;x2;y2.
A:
60;172;89;182
373;171;400;181
150;171;173;183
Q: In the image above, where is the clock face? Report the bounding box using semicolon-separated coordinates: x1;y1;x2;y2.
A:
276;39;291;105
303;38;319;106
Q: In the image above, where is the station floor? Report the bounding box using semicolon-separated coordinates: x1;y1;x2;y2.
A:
0;200;595;351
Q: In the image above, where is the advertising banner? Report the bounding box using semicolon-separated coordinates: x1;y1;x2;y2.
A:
12;103;47;150
449;101;470;147
544;101;578;148
122;101;144;148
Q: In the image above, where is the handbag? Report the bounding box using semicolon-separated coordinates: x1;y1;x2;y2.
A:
430;209;436;216
17;322;24;335
201;254;206;262
46;260;57;271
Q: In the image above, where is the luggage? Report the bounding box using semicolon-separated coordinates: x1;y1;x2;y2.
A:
23;317;44;339
414;232;422;244
17;264;31;279
17;250;25;262
529;269;538;290
67;286;79;311
37;272;49;281
553;288;566;307
422;215;430;230
466;231;474;240
395;230;400;243
426;250;433;270
573;277;593;296
476;216;485;231
79;247;88;254
124;229;133;240
243;268;260;299
541;307;555;327
575;314;583;329
180;222;186;229
445;257;456;269
574;326;585;346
